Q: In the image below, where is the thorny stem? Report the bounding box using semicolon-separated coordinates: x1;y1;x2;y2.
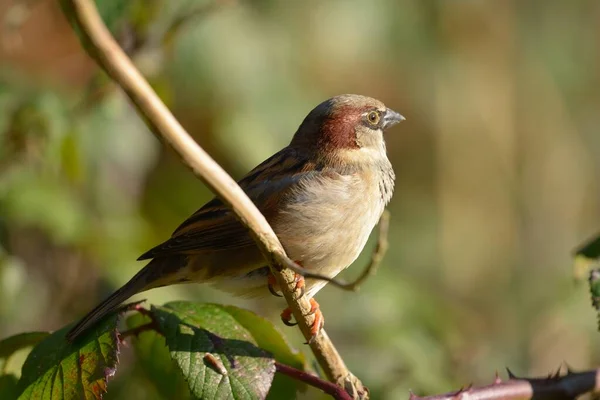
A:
411;368;600;400
60;0;366;397
275;361;353;400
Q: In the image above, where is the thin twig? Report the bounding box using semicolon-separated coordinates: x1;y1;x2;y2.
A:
60;0;365;397
411;368;600;400
117;300;147;314
119;322;157;340
275;361;353;400
117;301;159;341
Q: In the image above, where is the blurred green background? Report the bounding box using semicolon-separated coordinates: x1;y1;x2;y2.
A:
1;0;599;399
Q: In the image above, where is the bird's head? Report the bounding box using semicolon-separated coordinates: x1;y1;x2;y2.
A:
291;94;404;159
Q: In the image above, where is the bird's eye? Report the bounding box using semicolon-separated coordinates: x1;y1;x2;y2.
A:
366;111;380;126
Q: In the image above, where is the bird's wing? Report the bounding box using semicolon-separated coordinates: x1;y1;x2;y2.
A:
138;147;320;260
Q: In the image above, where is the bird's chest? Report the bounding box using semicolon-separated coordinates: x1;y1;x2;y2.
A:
273;172;387;275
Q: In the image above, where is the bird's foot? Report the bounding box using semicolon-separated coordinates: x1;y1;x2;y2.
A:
273;263;322;342
305;298;324;344
293;272;305;299
267;272;283;297
267;265;305;299
280;298;324;344
280;307;297;326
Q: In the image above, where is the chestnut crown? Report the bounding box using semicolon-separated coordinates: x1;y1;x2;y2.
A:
290;94;404;151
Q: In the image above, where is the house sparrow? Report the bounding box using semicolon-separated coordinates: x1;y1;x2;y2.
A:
66;94;404;342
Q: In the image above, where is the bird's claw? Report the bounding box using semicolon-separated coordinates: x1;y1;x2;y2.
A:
281;299;324;343
276;264;323;342
280;307;297;326
305;298;324;344
293;273;305;299
267;268;305;299
267;273;283;297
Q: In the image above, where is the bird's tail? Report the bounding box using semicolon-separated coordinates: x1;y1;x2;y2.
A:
65;256;186;342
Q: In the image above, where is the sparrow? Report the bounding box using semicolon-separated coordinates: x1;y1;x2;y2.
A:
66;94;404;342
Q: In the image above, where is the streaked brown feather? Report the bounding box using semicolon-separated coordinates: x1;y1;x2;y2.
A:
137;147;314;260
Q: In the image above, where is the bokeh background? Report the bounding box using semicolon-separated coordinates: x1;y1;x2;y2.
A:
1;0;599;399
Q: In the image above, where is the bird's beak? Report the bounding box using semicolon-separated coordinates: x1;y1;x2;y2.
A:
382;108;405;130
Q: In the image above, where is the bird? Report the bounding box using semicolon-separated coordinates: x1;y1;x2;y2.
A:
66;94;404;343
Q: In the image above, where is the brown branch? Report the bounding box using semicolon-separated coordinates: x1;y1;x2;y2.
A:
411;368;600;400
275;361;354;400
60;0;366;397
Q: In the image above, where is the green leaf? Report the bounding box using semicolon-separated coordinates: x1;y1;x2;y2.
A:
0;374;19;400
221;306;304;369
575;234;600;259
17;315;120;400
0;332;50;361
574;234;600;280
221;305;307;400
151;302;276;400
126;314;190;399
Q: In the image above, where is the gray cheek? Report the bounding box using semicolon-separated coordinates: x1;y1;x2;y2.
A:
356;128;384;149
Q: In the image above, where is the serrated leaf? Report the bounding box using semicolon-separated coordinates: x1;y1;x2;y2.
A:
151;302;275;400
126;314;190;399
222;306;305;369
17;315;120;400
0;332;50;361
221;305;307;400
0;374;19;400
